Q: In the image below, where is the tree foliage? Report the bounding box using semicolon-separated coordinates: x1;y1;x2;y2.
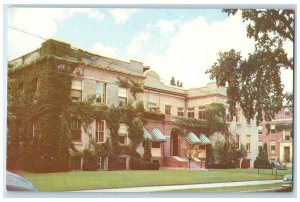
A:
254;143;271;168
206;9;294;125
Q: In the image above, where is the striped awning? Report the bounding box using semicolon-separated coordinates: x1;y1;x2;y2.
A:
143;128;153;141
151;128;167;142
186;132;202;144
198;134;212;144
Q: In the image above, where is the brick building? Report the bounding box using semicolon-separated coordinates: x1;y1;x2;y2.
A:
258;106;293;166
8;39;259;170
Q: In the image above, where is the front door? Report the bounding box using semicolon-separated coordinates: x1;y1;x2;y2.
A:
171;131;179;156
284;147;291;162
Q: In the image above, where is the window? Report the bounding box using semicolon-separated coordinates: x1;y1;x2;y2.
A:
165;105;171;115
119;136;127;145
270;141;276;153
96;120;105;143
246;118;251;125
284;108;291;116
71;156;81;170
271;124;275;133
284;130;291;141
148;102;159;113
188;108;195;118
71;80;82;101
97;157;108;170
198;107;206;120
258;141;263;149
118;124;127;145
118;87;127;107
177;107;184;117
71;119;81;142
224;108;231;123
95;82;106;104
258;126;263;134
246;135;251;151
152;142;160;148
235;134;240;149
33;119;40;138
234;109;240;123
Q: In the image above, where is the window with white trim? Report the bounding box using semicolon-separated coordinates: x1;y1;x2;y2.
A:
71;119;81;142
118;124;128;145
188;108;195;118
258;126;263;134
97;157;108;170
198;107;206;120
148;102;159;113
177;107;184;117
284;108;291;116
258;141;263;149
96;120;105;143
246;135;251;151
271;124;275;134
165;105;171;115
118;87;127;107
71;80;82;101
270;141;276;153
95;82;106;104
284;130;291;141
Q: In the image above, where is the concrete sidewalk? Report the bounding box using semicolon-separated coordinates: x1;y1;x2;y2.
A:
74;180;282;192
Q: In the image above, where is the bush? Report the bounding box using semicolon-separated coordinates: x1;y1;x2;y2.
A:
144;162;160;170
144;111;165;121
241;158;249;169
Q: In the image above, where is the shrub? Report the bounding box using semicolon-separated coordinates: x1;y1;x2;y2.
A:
241;158;249;169
144;111;165;121
144;162;160;170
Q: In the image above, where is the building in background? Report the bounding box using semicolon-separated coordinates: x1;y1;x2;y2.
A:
258;106;293;167
8;39;259;170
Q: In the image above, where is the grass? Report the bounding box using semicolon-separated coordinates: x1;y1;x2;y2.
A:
15;168;292;192
159;183;284;192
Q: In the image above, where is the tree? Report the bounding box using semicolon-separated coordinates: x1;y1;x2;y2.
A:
254;142;271;168
206;9;294;125
184;145;200;172
176;80;180;87
206;103;228;135
170;76;176;86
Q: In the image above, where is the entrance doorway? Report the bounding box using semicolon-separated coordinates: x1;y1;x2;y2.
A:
284;147;291;162
170;129;179;156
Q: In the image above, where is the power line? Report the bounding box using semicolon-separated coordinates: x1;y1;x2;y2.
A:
8;25;213;95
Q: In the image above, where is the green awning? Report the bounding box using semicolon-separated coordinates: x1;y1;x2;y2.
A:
186;132;202;144
143;128;153;141
198;134;212;144
151;128;167;142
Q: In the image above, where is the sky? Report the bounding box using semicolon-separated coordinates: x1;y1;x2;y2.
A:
7;7;293;93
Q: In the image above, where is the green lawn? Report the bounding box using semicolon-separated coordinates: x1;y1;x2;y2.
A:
15;168;292;192
159;183;284;192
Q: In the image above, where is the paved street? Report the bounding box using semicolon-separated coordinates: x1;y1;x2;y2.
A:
73;180;282;192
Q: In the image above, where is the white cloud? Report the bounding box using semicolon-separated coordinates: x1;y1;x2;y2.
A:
109;9;137;24
147;13;257;89
8;8;104;60
127;32;150;57
90;42;118;58
156;19;178;36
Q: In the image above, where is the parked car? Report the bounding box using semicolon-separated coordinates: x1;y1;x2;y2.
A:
270;160;288;170
6;171;37;191
282;174;292;190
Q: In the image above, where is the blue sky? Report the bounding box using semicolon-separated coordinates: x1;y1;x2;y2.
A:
7;7;293;92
